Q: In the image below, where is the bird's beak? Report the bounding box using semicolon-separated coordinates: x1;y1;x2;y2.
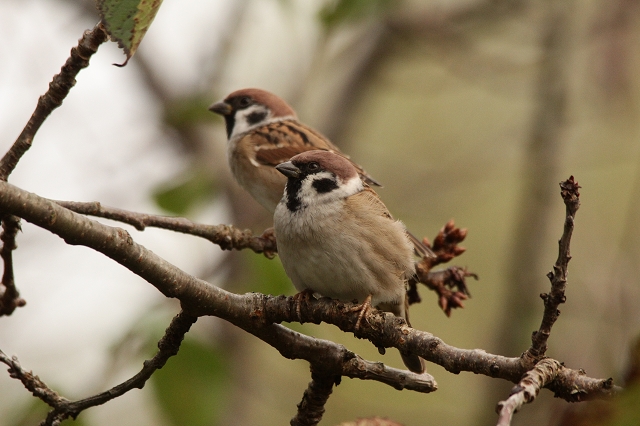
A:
275;161;301;178
208;101;233;116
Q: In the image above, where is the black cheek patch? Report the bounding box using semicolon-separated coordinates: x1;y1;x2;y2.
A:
247;111;268;125
312;178;339;194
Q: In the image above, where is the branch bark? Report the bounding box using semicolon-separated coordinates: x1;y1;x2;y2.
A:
527;176;580;359
0;214;25;316
0;180;618;405
58;200;473;309
291;370;337;426
495;358;562;426
55;200;277;256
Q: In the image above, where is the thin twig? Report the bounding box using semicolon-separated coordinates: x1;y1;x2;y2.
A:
0;350;68;408
0;180;617;403
1;311;196;425
291;370;337;426
527;176;580;359
0;23;109;181
58;201;474;304
495;358;562;426
55;200;277;256
0;215;25;316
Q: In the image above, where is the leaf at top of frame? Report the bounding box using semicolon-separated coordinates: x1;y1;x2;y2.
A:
96;0;164;66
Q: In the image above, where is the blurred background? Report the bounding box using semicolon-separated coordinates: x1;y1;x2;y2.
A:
1;0;640;425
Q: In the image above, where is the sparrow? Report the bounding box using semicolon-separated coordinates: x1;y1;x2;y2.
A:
209;88;434;259
273;150;425;374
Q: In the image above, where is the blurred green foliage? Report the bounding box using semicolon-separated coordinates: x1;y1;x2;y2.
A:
152;169;217;216
164;96;219;130
245;251;291;297
151;337;230;426
319;0;396;28
611;384;640;426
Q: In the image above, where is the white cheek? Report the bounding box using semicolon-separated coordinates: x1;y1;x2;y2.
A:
297;174;363;205
339;176;364;197
229;105;271;139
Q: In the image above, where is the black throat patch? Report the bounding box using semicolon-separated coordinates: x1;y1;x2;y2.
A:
285;177;303;212
224;115;235;139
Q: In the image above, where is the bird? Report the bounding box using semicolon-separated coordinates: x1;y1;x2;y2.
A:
272;150;425;374
209;88;434;259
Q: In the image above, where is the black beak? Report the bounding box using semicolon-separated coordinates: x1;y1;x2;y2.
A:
208;101;233;116
275;161;301;178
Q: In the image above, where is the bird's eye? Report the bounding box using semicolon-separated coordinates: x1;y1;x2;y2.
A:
238;96;251;107
307;162;320;172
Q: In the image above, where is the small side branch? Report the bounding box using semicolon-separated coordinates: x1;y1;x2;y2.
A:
527;176;581;359
56;200;277;256
496;358;562;426
0;23;109;181
0;214;25;316
291;370;337;426
1;311;196;425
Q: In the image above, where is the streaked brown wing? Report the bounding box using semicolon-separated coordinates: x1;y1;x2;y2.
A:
255;145;308;168
253;120;382;186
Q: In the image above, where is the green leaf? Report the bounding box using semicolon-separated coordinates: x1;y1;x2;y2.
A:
96;0;164;66
151;338;230;426
319;0;395;28
152;170;217;215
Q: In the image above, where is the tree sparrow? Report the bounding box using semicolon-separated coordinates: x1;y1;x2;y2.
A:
273;150;425;374
209;88;434;259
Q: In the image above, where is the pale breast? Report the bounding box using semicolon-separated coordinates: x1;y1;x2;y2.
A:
274;195;413;308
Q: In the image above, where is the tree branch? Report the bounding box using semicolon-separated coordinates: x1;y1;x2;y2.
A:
0;23;109;181
291;370;336;426
1;311;197;425
0;180;617;407
55;200;277;256
527;176;580;359
57;200;474;307
0;214;25;316
495;358;562;426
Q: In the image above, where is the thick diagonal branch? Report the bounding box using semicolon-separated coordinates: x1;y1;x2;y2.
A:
0;23;108;181
0;180;617;403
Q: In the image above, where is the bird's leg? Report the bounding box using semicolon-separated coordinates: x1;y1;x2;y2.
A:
292;288;315;323
348;294;372;331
